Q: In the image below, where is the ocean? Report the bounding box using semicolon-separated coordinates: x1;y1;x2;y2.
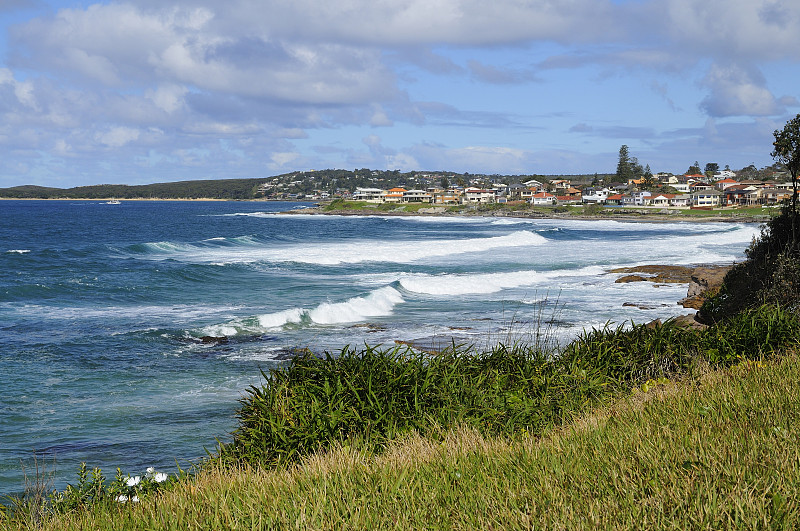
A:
0;199;760;496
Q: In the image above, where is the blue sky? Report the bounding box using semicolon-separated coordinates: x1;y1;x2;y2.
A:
1;0;799;187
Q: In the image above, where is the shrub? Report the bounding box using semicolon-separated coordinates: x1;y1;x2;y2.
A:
701;204;800;321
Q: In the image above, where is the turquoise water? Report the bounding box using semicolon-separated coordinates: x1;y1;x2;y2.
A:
0;200;759;496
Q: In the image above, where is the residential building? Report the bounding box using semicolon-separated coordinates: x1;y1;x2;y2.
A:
353;187;384;202
691;189;722;207
463;188;496;204
382;187;407;203
530;192;557;206
402;189;432;203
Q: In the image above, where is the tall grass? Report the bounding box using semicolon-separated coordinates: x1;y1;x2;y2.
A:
221;304;799;468
11;350;800;530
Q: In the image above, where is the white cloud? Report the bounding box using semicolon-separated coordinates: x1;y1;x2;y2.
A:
95;126;141;147
700;63;784;117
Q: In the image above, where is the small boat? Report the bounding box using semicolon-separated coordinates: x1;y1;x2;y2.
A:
105;199;121;205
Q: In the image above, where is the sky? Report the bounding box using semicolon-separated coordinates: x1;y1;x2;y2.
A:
0;0;799;188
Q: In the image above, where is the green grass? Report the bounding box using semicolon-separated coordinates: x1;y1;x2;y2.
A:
9;351;799;530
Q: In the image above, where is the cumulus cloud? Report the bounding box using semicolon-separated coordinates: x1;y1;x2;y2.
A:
1;0;798;187
700;63;786;117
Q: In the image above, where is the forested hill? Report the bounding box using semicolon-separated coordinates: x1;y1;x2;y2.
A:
0;178;265;200
0;170;613;200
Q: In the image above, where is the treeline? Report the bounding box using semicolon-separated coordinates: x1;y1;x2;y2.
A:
0;178;266;200
0;170;617;200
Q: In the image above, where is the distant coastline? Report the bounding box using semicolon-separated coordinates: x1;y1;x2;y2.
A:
280;202;769;224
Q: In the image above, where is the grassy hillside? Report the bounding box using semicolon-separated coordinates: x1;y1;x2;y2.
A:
6;350;798;530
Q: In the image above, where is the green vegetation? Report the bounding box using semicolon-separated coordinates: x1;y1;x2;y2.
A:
0;179;267;200
5;331;799;529
701;205;800;322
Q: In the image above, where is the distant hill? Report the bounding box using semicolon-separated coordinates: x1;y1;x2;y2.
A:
0;171;616;200
0;179;265;200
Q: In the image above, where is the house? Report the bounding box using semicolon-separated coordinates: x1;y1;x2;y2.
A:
561;187;583;199
714;178;739;191
353;187;384;202
402;189;432;203
556;195;582;205
691;189;722;207
605;193;626;206
523;179;546;191
432;190;462;205
649;193;675;207
670;194;692;208
506;183;529;201
463;188;496;204
723;185;759;206
550;179;572;190
582;188;610;204
631;190;652;206
763;188;793;204
690;182;713;192
381;187;407;203
713;170;737;179
530;192;557;206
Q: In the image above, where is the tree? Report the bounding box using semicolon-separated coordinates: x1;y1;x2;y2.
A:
687;161;701;175
616;145;635;182
704;162;719;177
440;176;450;189
772;114;800;250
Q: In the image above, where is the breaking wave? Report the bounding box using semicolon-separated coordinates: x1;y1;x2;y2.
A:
122;230;548;265
198;286;404;337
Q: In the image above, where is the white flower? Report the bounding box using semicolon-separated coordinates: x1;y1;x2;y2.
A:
154;472;168;483
116;495;128;503
126;476;141;487
131;496;140;503
146;467;155;476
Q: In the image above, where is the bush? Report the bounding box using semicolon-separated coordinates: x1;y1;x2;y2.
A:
701;205;800;321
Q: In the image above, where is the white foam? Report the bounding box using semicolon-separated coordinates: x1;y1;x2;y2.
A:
6;249;30;254
199;286;405;337
257;308;304;328
130;230;547;266
308;286;404;324
397;266;607;296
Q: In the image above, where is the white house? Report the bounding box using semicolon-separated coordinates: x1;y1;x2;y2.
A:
463;188;496;204
691;189;722;207
530;192;557;206
353;187;384;202
670;194;692;208
582;188;610;203
631;191;652;206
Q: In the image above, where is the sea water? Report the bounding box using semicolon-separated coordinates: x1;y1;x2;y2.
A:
0;200;760;496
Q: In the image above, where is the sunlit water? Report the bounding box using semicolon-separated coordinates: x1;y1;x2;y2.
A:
0;200;759;495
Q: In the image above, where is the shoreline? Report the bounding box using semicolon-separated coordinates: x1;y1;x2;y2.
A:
279;204;768;224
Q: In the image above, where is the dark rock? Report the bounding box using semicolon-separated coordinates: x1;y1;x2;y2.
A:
200;336;228;344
